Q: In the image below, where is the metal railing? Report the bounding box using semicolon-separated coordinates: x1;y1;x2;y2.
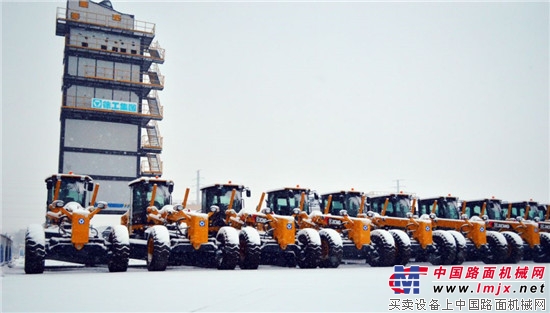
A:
141;135;163;149
80;64;164;87
57;7;155;34
141;157;163;175
65;34;165;62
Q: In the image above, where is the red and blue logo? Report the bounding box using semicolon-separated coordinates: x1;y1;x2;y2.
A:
389;265;429;294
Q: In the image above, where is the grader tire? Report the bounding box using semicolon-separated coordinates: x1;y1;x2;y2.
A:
482;231;508;264
533;232;550;263
368;229;396;267
108;225;130;273
24;225;45;274
447;230;466;265
146;226;170;271
502;231;524;264
429;230;456;266
319;229;343;268
238;228;261;270
388;229;411;266
216;227;239;270
297;229;321;269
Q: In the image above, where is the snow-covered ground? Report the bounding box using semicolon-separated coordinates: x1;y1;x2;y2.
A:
2;259;548;313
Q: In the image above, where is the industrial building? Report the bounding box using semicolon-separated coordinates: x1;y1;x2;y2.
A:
55;0;165;207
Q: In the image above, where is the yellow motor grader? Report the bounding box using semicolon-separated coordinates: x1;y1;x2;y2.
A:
365;193;461;265
417;196;508;264
199;182;261;269
290;188;405;267
223;186;322;268
121;177;239;271
499;200;549;262
461;198;529;263
25;173;129;274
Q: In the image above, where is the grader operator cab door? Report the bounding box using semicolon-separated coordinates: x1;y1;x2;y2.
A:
417;197;460;220
201;183;250;214
265;187;317;216
128;178;173;228
45;174;94;208
320;190;365;217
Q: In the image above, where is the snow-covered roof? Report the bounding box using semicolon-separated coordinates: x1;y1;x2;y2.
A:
128;176;174;186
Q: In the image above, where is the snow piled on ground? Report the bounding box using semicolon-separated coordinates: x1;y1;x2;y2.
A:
2;259;395;312
2;258;548;313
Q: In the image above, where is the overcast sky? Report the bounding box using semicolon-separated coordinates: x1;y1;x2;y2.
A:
2;0;549;233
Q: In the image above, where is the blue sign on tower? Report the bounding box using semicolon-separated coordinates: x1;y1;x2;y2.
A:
91;98;137;113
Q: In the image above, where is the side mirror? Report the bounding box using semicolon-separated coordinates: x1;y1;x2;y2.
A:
87;182;94;191
168;184;174;194
46;180;53;190
246;189;251;197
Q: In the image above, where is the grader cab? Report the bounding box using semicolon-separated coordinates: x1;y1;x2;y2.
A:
25;173;129;274
417;196;507;264
123;177;240;271
366;193;460;265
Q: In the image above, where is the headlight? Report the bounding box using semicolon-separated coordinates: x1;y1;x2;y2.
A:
339;210;348;216
292;208;300;215
96;201;108;209
534;217;540;222
406;212;413;218
482;215;488;221
53;200;64;208
366;211;374;218
516;216;524;222
264;207;272;214
173;204;183;211
461;214;468;220
210;205;219;213
429;213;436;220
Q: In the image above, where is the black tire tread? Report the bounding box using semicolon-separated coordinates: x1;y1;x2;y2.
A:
502;231;524;264
239;229;261;270
297;230;321;269
429;230;456;266
319;230;343;268
368;229;396;267
147;227;170;271
24;230;45;274
388;229;411;266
